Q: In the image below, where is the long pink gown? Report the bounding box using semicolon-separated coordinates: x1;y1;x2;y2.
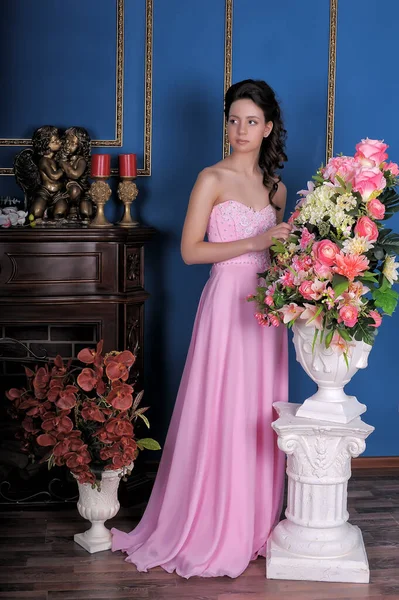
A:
111;200;288;578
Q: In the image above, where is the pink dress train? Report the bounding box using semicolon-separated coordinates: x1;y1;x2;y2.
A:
111;200;288;578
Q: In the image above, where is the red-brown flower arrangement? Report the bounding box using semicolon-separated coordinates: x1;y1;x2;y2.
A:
6;341;160;487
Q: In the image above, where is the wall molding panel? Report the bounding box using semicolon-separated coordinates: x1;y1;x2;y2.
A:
0;0;153;177
326;0;338;162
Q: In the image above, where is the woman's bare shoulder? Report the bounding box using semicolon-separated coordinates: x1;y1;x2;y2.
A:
195;159;234;187
275;178;287;194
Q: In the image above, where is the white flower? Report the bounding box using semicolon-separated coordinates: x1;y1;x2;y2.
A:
297;184;337;225
342;225;353;238
297;184;355;233
0;214;11;227
17;210;28;225
383;255;399;285
336;193;358;211
0;206;27;226
342;235;374;255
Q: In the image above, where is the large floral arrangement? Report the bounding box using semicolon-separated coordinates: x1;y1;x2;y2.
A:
250;138;399;357
6;341;160;487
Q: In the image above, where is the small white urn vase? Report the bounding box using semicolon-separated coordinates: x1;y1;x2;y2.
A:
292;320;372;424
74;468;125;553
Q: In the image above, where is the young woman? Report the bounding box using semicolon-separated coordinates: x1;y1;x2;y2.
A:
112;79;290;578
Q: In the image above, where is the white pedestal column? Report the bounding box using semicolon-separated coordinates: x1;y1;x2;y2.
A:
267;402;374;584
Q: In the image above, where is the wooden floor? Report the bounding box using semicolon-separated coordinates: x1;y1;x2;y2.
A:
0;468;399;600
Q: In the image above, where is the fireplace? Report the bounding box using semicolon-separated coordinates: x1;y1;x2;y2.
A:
0;225;155;508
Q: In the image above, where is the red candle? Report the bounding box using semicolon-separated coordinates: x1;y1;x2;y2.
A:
91;154;111;177
119;154;137;177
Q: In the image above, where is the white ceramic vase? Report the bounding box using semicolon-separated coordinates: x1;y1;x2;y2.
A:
292;320;372;424
74;467;126;553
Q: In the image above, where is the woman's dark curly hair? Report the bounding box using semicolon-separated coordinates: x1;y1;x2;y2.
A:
32;125;60;157
224;79;287;208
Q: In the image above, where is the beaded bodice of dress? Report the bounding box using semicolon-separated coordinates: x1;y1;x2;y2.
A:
207;200;276;270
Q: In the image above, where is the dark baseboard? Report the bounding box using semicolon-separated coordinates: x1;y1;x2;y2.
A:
352;456;399;469
146;457;399;471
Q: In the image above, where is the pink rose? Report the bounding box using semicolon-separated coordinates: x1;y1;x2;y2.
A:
383;161;399;176
369;309;382;328
354;216;379;242
313;240;340;267
322;156;358;185
355;138;388;167
339;305;359;328
367;198;385;220
299;280;314;300
352;167;386;201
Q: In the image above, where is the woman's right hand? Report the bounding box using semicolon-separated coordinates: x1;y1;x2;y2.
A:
250;222;292;252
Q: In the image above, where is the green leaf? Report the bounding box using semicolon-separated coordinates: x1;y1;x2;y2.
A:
378;188;399;219
337;328;352;342
376;231;399;256
380;276;392;292
137;413;150;429
335;175;347;189
312;174;325;183
359;271;379;283
312;328;319;352
377;228;393;241
270;238;286;254
308;305;324;324
325;329;334;348
332;274;350;297
352;321;376;346
136;438;161;451
372;287;399;315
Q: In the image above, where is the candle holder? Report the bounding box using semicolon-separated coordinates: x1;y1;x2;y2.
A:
89;177;112;228
117;177;139;227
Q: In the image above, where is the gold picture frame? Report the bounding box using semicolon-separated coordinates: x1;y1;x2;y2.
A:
0;0;153;177
326;0;337;163
223;0;233;159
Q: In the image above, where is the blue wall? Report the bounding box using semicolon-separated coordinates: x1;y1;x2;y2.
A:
1;1;397;456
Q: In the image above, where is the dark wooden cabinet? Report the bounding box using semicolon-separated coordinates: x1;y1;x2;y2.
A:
0;225;155;382
0;225;156;507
